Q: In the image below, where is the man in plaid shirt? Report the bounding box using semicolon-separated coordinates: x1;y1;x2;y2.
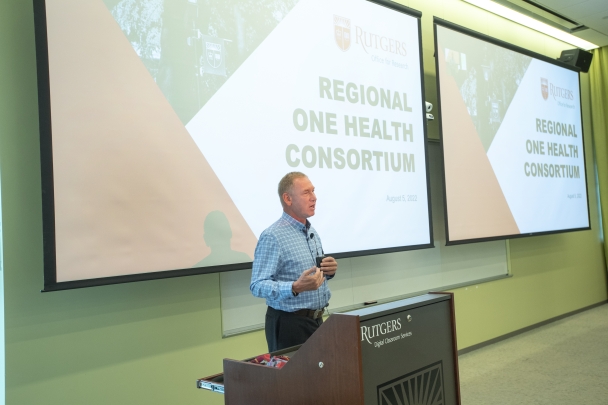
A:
250;172;338;352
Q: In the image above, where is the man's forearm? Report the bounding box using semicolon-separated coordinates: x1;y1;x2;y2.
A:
250;273;293;301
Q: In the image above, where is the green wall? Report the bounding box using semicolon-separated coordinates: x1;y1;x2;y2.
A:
1;0;606;404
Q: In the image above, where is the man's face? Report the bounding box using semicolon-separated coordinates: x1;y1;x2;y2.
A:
285;177;316;220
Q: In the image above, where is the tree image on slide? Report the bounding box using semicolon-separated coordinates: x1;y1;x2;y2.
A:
444;42;531;152
105;0;299;124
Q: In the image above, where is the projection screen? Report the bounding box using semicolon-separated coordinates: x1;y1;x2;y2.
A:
34;0;432;291
434;18;590;245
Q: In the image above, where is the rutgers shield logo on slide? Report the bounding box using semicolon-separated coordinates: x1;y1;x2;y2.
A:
541;78;548;100
334;15;351;51
206;42;222;68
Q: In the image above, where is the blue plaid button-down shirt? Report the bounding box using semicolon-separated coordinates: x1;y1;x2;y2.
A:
250;212;332;312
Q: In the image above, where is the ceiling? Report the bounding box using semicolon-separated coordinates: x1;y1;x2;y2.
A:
502;0;608;46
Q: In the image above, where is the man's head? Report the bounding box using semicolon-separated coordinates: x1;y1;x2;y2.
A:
278;172;316;223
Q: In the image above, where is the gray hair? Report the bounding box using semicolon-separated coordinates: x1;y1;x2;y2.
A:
278;172;307;205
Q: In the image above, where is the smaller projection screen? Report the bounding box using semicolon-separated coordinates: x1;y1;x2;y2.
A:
34;0;432;291
434;18;590;245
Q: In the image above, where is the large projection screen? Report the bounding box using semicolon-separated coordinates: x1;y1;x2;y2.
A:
34;0;433;291
434;18;590;245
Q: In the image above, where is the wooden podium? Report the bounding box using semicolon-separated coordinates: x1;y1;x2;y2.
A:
198;293;461;405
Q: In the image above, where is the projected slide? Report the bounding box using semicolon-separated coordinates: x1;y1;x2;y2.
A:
434;20;589;244
36;0;431;287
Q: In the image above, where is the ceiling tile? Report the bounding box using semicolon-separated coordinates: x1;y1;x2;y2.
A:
580;15;608;34
534;0;588;11
557;0;608;19
575;28;608;46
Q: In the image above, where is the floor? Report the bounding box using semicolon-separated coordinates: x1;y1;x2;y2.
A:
458;303;608;405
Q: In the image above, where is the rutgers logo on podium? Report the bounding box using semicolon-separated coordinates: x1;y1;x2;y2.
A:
541;78;549;100
334;15;351;51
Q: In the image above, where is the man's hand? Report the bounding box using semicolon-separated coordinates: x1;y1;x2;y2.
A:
320;256;337;276
292;267;324;293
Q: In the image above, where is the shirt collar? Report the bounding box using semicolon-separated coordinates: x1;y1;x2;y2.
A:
281;211;311;233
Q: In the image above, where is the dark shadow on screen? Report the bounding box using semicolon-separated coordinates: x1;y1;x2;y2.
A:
194;210;251;267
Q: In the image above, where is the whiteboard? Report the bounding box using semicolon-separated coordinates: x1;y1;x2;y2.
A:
220;141;508;336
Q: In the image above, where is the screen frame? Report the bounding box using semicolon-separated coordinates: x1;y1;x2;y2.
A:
33;0;434;292
433;17;592;247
